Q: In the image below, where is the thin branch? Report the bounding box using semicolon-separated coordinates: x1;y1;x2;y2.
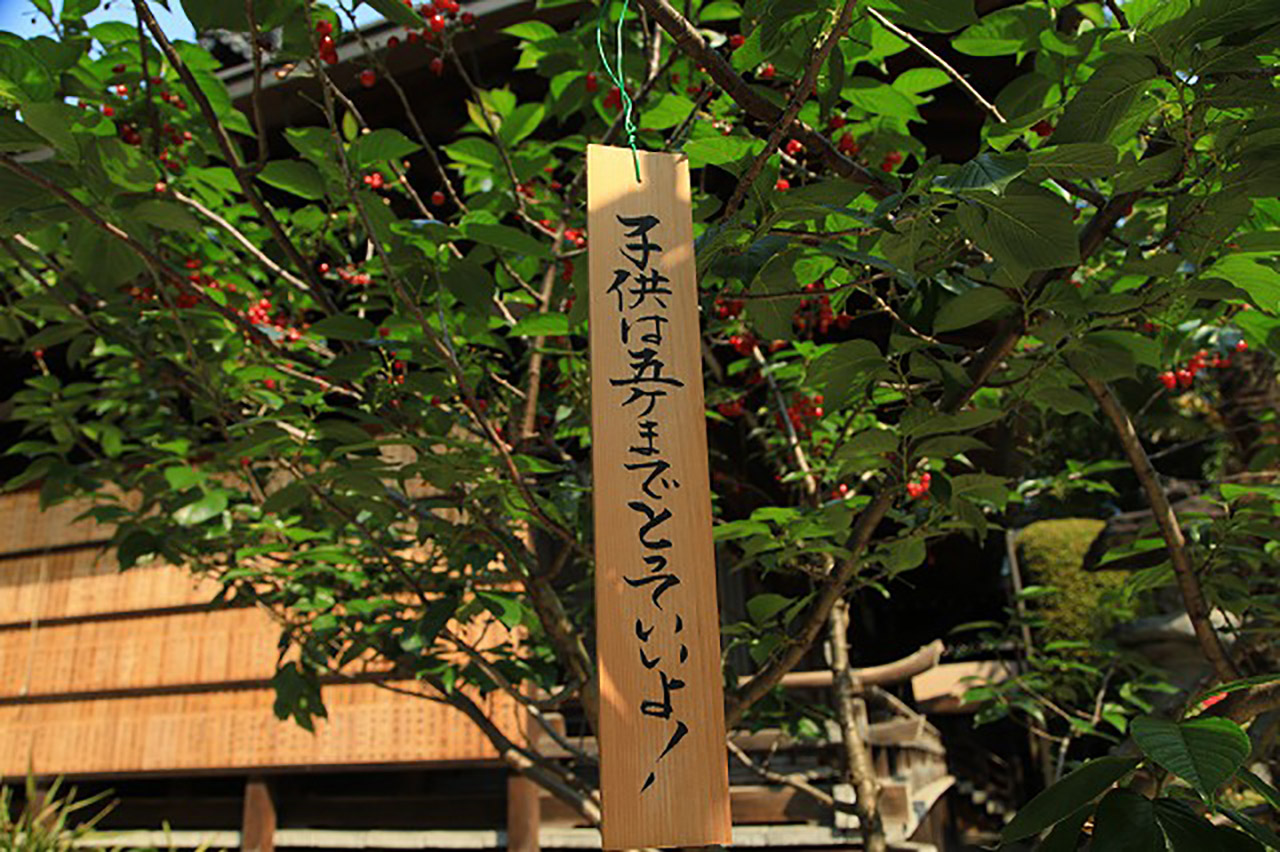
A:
1104;0;1131;29
171;190;312;295
244;0;270;171
724;0;859;218
632;0;892;197
726;738;838;809
865;6;1006;124
132;0;334;314
1081;375;1239;683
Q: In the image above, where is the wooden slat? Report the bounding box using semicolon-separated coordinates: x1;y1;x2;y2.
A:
587;144;731;849
0;681;522;778
0;607;294;698
0;491;119;554
0;547;219;627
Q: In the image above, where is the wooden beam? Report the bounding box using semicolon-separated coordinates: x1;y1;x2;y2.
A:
506;774;540;852
241;776;276;852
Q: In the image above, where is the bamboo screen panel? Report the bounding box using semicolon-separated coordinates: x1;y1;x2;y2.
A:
0;491;120;552
0;682;522;777
0;548;220;627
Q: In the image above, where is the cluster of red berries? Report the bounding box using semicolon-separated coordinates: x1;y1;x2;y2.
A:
157;88;188;111
837;132;859;155
1031;120;1054;138
336;266;374;286
363;171;387;189
316;20;340;65
880;150;904;172
728;333;757;357
603;86;624;112
717;398;746;418
905;472;932;500
759;63;775;79
776;392;824;435
714;297;745;320
794;282;852;336
1157;342;1247;390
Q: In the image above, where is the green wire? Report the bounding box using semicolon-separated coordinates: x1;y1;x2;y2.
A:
595;0;642;182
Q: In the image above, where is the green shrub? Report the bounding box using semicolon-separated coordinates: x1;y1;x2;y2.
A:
1017;519;1127;642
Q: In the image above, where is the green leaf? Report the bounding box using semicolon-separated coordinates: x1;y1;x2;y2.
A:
0;114;48;153
441;258;495;312
1114;148;1181;193
1153;798;1233;852
1051;55;1158;144
1092;790;1163;852
1130;716;1251;798
360;0;426;27
350;128;421;169
164;465;202;490
501;20;558;40
746;593;793;625
174;490;228;526
257;160;326;200
1239;768;1280;812
867;0;978;32
510;312;569;337
953;5;1047;56
684;135;758;168
498;103;545;146
1037;804;1093;852
476;590;525;629
445;137;501;170
958;188;1080;270
935;152;1027;194
1001;756;1140;842
1026;143;1119;180
309;315;377;340
842;77;919;120
809;340;886;411
0;41;54;101
641;93;697;131
934;286;1015;332
1203;255;1280;313
1223;809;1279;850
463;222;550;258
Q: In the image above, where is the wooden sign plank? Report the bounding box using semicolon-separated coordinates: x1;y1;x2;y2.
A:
587;144;732;850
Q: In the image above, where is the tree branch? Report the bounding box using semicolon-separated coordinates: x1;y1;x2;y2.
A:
865;7;1005;124
723;0;859;218
830;599;886;852
632;0;892;197
1081;375;1239;683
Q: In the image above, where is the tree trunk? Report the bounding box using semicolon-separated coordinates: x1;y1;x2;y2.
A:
829;599;886;852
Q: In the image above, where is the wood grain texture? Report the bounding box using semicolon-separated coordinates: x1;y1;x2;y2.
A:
0;681;522;778
587;144;731;850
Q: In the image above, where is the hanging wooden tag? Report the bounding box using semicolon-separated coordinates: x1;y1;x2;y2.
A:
586;144;732;850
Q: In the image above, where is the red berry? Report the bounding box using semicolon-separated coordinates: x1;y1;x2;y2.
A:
829;116;847;129
115;83;128;96
838;133;858;155
1236;339;1248;352
318;262;330;273
585;71;598;93
263;378;277;390
153;181;167;193
1176;368;1193;388
760;63;775;79
388;36;400;48
717;400;744;418
431;190;446;206
1158;371;1177;390
784;139;803;156
33;348;44;359
430;14;446;31
102;105;115;117
429;56;444;76
360;69;377;88
112;63;126;73
379;327;391;337
462;11;474;25
1031;119;1054;137
728;34;745;49
775;178;790;192
316;20;333;37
